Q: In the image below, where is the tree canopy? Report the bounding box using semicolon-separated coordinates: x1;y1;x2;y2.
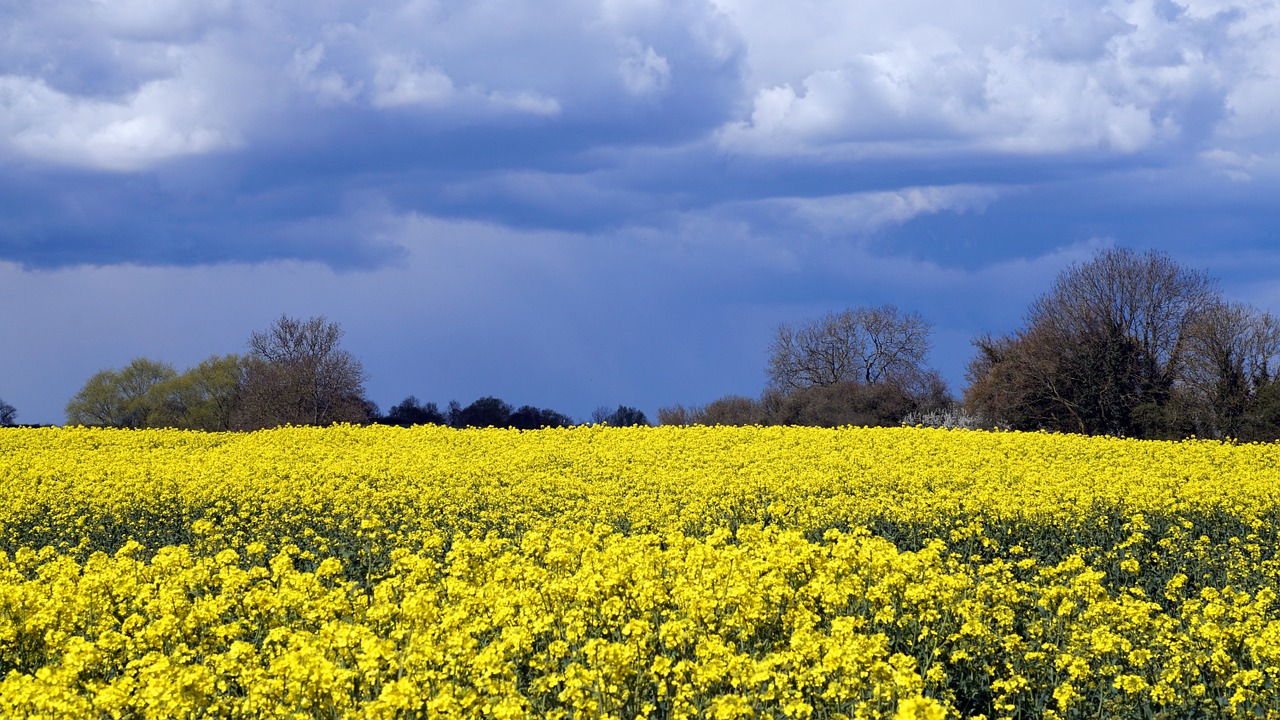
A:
965;247;1280;439
65;358;178;428
768;305;932;392
235;314;369;429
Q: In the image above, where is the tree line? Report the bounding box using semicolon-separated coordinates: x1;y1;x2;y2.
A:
17;313;647;432
2;246;1278;440
660;247;1280;441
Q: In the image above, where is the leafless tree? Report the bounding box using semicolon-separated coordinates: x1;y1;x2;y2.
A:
235;314;368;429
658;395;765;426
657;403;702;426
964;247;1254;438
1178;301;1280;438
768;305;932;392
1028;247;1216;405
0;398;16;426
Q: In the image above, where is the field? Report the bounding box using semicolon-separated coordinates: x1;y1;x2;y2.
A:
3;425;1280;718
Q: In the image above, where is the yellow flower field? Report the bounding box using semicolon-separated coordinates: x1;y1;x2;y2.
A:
3;425;1280;718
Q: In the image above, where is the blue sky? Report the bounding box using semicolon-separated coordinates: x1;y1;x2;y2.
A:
4;0;1280;425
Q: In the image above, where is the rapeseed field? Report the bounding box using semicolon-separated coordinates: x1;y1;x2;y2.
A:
3;425;1280;718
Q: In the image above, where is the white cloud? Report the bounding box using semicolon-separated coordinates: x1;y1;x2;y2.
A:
372;56;455;108
88;0;242;41
0;75;241;171
1201;147;1260;181
290;44;364;105
779;185;1004;235
364;54;561;114
1;0;733;172
487;90;562;116
715;0;1275;160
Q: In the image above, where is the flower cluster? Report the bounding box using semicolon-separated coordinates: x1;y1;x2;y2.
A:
2;425;1280;717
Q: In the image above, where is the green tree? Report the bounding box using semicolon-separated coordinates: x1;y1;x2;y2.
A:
152;355;244;431
65;358;178;427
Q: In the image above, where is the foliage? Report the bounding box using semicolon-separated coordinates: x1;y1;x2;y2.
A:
659;395;767;426
450;396;515;428
5;425;1280;717
64;356;243;431
660;380;953;428
151;355;244;431
64;358;178;428
507;405;574;429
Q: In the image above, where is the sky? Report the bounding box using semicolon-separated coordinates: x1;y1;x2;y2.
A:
4;0;1280;425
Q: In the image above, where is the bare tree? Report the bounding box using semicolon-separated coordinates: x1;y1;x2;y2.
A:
767;305;932;391
658;396;766;426
657;403;702;426
235;314;368;429
0;398;16;426
1178;301;1280;438
965;247;1230;437
1028;247;1215;407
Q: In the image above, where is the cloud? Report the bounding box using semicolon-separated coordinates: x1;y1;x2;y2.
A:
2;0;1280;276
1;0;740;175
87;0;244;42
715;0;1258;159
0;75;242;171
619;41;672;96
776;185;1004;236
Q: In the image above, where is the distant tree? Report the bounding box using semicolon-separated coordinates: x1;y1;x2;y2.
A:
0;398;16;426
763;304;950;427
357;397;382;425
235;315;369;429
657;396;766;426
381;395;448;426
508;405;574;429
657;403;701;426
65;358;178;428
1177;301;1280;440
1241;380;1280;441
592;405;649;426
452;397;514;428
964;247;1226;437
151;355;244;431
768;305;932;392
763;381;918;428
696;395;766;425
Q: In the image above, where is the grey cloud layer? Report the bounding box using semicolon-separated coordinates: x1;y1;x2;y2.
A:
2;0;1279;269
